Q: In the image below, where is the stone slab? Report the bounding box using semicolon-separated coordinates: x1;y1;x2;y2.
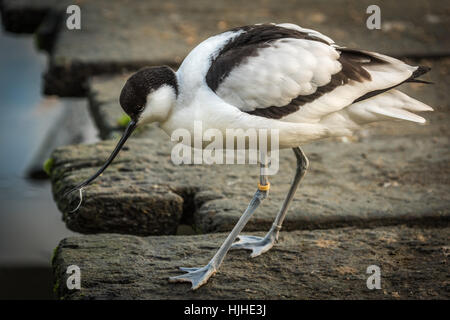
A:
49;132;449;235
2;0;449;96
52;225;450;299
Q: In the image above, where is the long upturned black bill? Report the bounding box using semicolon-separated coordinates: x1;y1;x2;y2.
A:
63;120;137;198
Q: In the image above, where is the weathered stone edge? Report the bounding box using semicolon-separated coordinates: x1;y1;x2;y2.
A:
52;226;450;300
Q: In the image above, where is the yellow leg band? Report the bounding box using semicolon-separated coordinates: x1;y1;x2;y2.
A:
258;182;270;191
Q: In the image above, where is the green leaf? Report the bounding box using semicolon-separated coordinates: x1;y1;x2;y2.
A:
117;114;131;127
43;158;54;176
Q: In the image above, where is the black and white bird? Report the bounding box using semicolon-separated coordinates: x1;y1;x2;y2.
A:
65;23;433;289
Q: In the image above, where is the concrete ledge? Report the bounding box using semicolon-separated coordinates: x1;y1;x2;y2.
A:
49;129;449;235
52;225;450;299
2;0;449;96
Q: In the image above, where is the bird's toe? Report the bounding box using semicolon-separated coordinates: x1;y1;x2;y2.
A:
169;264;217;290
231;235;275;258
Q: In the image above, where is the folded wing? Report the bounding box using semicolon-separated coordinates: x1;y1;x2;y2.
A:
207;23;430;124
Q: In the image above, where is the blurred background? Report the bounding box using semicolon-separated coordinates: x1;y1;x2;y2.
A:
0;17;95;299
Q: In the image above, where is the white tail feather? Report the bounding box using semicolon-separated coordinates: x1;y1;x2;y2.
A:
365;104;427;123
320;89;433;134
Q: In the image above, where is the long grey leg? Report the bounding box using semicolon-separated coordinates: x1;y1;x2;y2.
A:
231;147;309;257
169;153;270;290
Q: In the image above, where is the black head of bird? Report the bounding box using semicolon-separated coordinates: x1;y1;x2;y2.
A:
63;66;178;203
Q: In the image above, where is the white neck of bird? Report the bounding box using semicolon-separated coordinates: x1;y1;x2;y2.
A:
140;84;177;124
